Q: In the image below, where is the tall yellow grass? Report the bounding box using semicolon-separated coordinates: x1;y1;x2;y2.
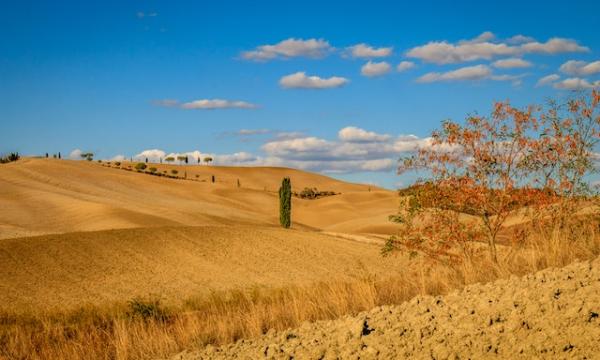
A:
2;218;599;360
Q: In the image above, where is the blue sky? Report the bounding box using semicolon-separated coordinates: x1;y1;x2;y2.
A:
2;1;600;188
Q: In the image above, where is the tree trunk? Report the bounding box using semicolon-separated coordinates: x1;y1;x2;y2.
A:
488;236;498;263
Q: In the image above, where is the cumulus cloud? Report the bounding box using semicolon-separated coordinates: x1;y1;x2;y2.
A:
559;60;600;76
520;38;588;54
180;99;258;110
279;72;348;89
68;149;83;160
417;64;524;85
536;74;561;87
260;126;430;173
241;38;332;61
346;43;392;58
154;99;257;110
417;64;492;83
125;127;435;174
135;149;166;162
492;58;532;68
458;31;495;44
397;61;415;72
507;34;536;44
361;61;391;77
553;78;600;90
338;126;391;142
235;129;271;136
406;32;588;64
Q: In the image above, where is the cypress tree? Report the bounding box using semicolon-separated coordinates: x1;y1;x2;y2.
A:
279;177;291;228
58;152;61;159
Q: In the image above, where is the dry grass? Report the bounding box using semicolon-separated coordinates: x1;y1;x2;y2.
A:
2;218;599;360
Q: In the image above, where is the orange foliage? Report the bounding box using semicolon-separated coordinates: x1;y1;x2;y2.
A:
386;91;600;264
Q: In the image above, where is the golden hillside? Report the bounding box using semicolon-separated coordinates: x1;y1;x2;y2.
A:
0;158;399;239
0;158;402;311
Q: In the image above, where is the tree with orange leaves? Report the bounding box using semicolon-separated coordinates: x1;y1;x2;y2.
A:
384;90;600;264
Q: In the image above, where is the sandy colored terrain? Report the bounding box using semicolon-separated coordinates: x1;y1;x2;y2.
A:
0;158;399;239
0;158;407;311
0;225;409;311
179;256;600;359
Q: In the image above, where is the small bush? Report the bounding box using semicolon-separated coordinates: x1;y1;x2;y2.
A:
148;167;157;173
135;163;147;171
0;152;20;164
293;187;337;200
114;161;121;166
127;297;170;322
171;169;178;175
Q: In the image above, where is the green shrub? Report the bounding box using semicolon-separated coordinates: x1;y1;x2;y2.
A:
114;161;121;166
0;152;20;164
171;169;178;175
127;297;170;322
148;167;157;173
135;163;147;171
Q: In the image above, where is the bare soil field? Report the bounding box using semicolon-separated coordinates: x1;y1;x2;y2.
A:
179;256;600;359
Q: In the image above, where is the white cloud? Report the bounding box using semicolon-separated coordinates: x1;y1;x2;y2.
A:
260;127;430;173
126;127;434;174
507;34;536;44
262;137;334;158
536;74;560;87
559;60;600;76
406;33;587;64
492;58;532;68
458;31;495;44
347;43;392;58
279;72;348;89
180;99;258;110
338;126;391;142
396;61;415;72
407;37;517;64
154;99;257;110
135;149;166;162
241;38;332;61
238;129;270;135
273;131;306;140
520;38;588;54
553;78;600;90
361;61;391;77
417;64;492;83
68;149;83;160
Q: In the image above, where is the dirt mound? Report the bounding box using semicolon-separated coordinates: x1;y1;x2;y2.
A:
180;257;600;359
